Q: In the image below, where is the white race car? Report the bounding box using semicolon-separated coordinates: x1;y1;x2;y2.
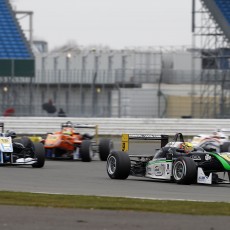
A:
0;123;45;167
191;129;230;153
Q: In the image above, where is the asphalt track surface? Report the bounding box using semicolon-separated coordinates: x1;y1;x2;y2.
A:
0;138;229;229
0;205;229;230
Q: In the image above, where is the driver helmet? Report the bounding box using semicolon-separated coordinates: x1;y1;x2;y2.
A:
62;127;73;135
180;142;194;153
212;130;222;139
65;121;73;127
5;130;17;138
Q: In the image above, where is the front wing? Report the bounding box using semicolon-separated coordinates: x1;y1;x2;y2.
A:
0;157;37;165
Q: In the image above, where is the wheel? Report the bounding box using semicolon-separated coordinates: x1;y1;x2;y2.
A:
220;142;230;152
13;136;34;149
98;139;114;161
172;156;197;184
80;140;93;162
32;142;45;168
107;151;131;179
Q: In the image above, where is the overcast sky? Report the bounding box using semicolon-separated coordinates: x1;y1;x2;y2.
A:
12;0;193;50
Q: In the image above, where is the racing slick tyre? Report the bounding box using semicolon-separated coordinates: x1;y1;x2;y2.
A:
220;142;230;152
172;156;197;185
80;140;93;162
107;151;131;179
98;139;114;161
32;142;45;168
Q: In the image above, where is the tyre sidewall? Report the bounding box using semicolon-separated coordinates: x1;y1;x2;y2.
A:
98;138;113;161
107;151;130;179
80;140;93;162
32;142;45;168
172;156;197;184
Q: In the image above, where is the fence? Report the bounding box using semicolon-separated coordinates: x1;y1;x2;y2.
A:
0;68;229;118
1;116;230;137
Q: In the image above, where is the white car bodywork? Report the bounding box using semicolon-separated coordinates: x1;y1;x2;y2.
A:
191;130;230;152
0;136;37;165
145;141;213;184
146;158;212;184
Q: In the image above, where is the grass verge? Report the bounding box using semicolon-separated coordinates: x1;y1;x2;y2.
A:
0;191;229;215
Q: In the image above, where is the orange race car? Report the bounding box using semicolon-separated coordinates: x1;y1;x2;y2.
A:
43;121;113;162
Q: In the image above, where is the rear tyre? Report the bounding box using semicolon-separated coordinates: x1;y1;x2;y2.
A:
32;142;45;168
107;151;130;179
172;156;197;184
80;140;93;162
98;139;114;161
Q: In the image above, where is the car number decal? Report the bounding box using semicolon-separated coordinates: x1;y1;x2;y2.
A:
0;137;13;152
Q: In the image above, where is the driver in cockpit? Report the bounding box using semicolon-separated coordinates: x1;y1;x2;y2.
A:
179;142;194;154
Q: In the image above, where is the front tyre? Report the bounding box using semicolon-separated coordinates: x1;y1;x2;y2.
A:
172;156;197;184
32;142;45;168
107;151;130;179
98;139;114;161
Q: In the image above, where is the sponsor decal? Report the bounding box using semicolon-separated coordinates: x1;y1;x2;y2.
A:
129;134;163;140
197;167;212;184
0;137;13;152
190;155;201;161
198;175;208;182
205;154;212;161
154;164;165;176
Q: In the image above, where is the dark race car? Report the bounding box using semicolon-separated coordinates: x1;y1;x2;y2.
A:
43;121;113;162
107;133;230;185
0;123;45;168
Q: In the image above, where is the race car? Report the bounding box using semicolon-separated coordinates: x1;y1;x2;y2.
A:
0;123;45;168
191;129;230;153
43;121;113;162
106;132;230;185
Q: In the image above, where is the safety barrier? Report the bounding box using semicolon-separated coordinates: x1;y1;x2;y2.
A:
1;116;230;137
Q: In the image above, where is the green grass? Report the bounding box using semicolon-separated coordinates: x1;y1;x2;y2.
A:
0;191;229;216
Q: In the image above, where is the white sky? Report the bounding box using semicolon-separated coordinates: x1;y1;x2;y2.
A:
11;0;192;50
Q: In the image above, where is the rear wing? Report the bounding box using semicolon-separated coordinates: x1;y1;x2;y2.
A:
121;134;169;152
0;122;4;133
61;121;98;142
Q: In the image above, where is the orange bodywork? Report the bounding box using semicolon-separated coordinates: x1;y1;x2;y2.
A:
44;127;83;151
